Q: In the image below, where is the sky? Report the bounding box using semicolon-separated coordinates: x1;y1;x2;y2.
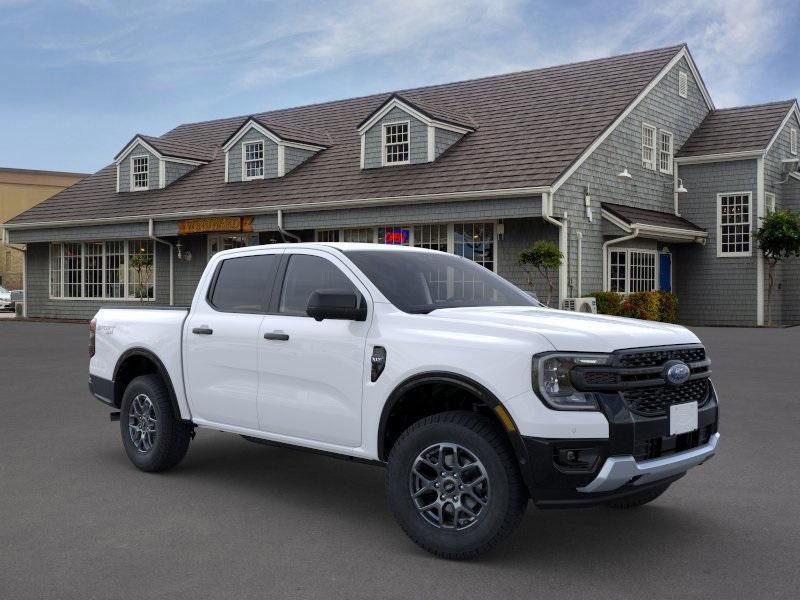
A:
1;0;798;173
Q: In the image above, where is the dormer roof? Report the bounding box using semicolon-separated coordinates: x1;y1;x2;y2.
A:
221;116;330;152
114;134;215;164
356;93;475;134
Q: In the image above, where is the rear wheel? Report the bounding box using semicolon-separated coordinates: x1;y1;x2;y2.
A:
605;482;671;509
120;374;191;472
386;411;527;560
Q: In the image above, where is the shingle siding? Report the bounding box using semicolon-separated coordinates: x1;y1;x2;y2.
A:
9;223;150;244
284;146;317;174
363;107;428;168
674;160;758;325
555;57;710;299
118;143;159;192
497;218;559;302
226;128;279;182
164;161;195;186
434;128;463;159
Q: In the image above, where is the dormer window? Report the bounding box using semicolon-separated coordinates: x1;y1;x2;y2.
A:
383;122;410;165
131;156;149;190
243;141;265;179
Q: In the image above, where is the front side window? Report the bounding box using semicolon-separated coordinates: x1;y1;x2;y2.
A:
383;122;409;165
608;249;657;293
279;254;358;316
659;130;674;174
345;250;537;314
131;156;149;190
49;240;155;300
718;193;752;256
209;254;280;314
243;141;264;179
642;123;656;170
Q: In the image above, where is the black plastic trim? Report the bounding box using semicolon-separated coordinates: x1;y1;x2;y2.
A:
89;374;115;406
112;348;184;421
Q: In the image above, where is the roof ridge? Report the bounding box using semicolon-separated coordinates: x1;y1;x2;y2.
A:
712;99;797;112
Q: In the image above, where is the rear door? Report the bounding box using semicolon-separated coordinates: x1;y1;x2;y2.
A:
184;250;282;429
256;250;370;447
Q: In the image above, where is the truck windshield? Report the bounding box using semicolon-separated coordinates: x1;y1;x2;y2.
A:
343;250;540;314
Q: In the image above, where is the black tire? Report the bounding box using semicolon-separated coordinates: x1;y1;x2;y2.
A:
120;374;191;472
386;411;527;560
605;482;671;509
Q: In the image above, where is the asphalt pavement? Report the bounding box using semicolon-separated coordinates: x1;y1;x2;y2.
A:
0;321;797;599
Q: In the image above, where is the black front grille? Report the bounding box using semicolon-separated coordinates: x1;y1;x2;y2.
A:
633;424;716;461
584;371;618;385
622;378;710;416
617;346;706;369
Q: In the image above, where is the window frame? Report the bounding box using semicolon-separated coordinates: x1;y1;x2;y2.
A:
48;240;156;301
130;155;149;191
790;127;797;155
658;130;674;174
242;140;266;180
382;120;411;166
205;252;281;315
716;191;753;257
765;192;776;214
678;70;688;99
642;122;657;170
606;248;659;293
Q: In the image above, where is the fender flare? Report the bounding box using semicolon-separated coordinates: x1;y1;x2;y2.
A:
113;348;183;421
377;372;530;474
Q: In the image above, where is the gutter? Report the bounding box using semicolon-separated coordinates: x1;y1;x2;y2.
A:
148;219;174;306
541;192;568;304
602;228;639;291
277;209;301;243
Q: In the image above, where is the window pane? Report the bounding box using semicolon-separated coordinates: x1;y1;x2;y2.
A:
378;226;410;245
384;122;410;164
63;243;82;298
128;239;154;299
84;242;104;298
316;230;340;242
244;141;264;178
454;222;494;271
50;244;62;297
210;254;280;313
279;254;357;316
342;228;373;243
105;241;126;298
719;194;751;254
413;224;447;251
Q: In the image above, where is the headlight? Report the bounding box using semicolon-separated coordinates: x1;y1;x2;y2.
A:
532;353;611;411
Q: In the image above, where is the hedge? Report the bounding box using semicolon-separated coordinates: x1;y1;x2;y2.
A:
589;290;678;323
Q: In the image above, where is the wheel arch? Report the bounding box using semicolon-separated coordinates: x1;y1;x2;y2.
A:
113;348;183;421
377;372;530;473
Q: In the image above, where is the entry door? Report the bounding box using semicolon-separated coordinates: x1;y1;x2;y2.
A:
659;253;672;292
184;251;282;429
257;251;370;448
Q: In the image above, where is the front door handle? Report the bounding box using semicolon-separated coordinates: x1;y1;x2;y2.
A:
192;327;213;335
263;332;290;341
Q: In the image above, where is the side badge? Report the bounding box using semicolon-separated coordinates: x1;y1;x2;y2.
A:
371;346;387;382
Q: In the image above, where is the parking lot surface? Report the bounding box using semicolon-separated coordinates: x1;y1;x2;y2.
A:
1;321;798;599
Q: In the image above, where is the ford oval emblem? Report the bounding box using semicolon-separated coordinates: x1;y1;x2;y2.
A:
665;361;691;386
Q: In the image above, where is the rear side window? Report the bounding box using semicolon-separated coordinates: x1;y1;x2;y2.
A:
209;254;280;313
279;254;358;316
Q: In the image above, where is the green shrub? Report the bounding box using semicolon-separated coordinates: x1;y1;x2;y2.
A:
591;291;623;316
656;291;678;323
620;291;661;321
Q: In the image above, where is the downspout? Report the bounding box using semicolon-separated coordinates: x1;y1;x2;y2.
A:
148;219;174;306
673;161;681;216
541;192;568;305
602;228;639;291
277;209;301;243
576;231;583;298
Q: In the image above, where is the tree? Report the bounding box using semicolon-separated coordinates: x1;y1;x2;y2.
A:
518;240;563;306
755;209;800;326
129;251;154;302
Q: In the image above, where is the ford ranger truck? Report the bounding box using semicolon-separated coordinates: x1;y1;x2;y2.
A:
89;243;719;559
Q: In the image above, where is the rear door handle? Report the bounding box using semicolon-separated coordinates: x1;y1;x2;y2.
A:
192;327;213;335
264;332;290;341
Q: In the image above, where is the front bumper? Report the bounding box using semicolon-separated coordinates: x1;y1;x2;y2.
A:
519;382;719;508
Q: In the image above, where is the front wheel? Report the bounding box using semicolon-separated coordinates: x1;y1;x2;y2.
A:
386;411;527;560
120;374;191;472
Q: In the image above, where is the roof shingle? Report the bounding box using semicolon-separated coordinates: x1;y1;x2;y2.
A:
603;202;705;232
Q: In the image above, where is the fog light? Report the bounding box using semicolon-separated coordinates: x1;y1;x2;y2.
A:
556;447;601;471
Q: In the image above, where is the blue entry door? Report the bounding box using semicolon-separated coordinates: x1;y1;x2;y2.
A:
659;253;672;292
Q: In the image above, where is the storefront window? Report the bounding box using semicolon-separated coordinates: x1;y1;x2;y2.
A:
208;234;248;257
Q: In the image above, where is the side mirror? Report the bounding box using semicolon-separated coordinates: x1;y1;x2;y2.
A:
306;289;366;322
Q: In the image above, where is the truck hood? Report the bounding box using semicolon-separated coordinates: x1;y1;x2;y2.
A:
426;306;700;353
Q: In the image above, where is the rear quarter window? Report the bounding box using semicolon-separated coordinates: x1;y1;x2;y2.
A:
208;254;280;313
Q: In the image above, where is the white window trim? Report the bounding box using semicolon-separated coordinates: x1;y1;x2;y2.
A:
678;70;688;99
241;140;266;181
313;221;499;272
605;248;659;293
659;130;674;174
130;155;150;191
48;240;156;301
790;127;797;155
381;120;411;167
765;192;776;214
716;191;753;258
642;122;657;171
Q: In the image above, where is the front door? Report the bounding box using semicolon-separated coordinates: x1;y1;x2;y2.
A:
257;250;370;448
184;251;282;429
659;253;672;292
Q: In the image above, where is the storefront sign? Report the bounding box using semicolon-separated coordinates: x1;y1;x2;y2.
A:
177;216;254;235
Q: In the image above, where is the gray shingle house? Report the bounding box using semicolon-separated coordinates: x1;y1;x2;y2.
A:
5;44;800;326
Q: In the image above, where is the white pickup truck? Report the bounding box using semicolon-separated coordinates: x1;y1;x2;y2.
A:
89;242;719;559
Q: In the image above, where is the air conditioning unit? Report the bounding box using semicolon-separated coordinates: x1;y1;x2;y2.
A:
562;297;597;313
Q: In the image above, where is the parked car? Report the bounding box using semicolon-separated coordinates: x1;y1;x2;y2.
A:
0;285;13;311
89;243;720;559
